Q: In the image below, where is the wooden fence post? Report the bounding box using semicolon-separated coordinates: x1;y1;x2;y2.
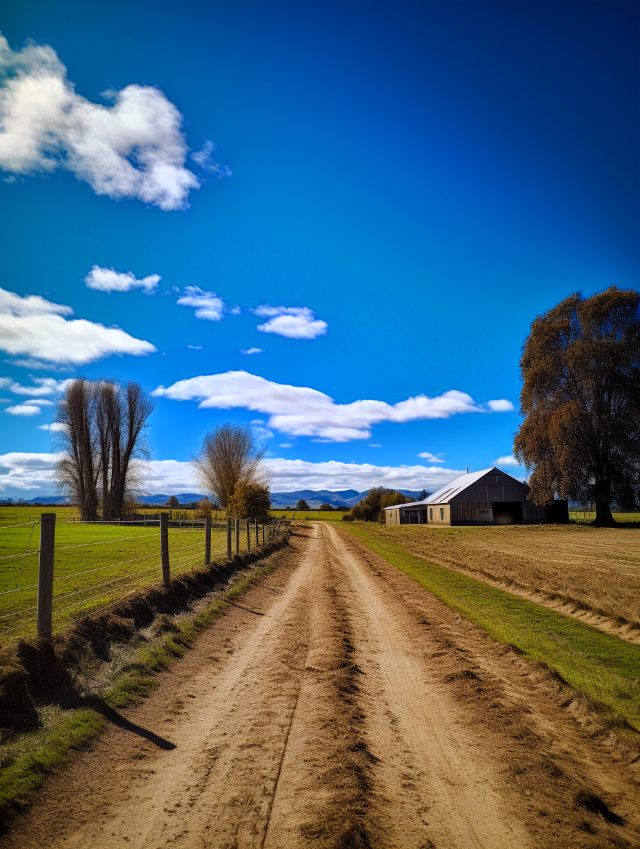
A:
235;518;240;554
37;513;56;639
255;518;259;547
226;518;232;560
160;513;170;586
246;519;251;552
205;516;211;565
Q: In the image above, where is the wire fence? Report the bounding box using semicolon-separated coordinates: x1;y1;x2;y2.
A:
0;514;286;643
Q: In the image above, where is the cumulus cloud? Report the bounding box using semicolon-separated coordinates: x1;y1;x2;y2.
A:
240;347;264;355
417;451;445;463
177;287;227;321
487;399;514;412
37;422;67;432
0;35;230;209
152;370;508;442
253;305;327;340
0;286;156;365
494;454;520;467
84;265;160;293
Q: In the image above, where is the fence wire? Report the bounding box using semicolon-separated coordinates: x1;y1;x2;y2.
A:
0;517;286;640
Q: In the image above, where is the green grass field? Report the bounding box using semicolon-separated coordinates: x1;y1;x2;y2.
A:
0;520;236;644
569;510;640;523
341;522;640;733
270;510;346;521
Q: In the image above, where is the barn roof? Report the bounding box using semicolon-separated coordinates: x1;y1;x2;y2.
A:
383;467;527;511
424;467;525;504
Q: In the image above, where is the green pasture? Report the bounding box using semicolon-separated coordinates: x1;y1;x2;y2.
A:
342;523;640;734
570;510;640;524
0;521;233;644
0;506;79;526
270;510;345;521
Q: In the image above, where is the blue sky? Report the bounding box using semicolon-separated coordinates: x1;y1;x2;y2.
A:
1;0;638;497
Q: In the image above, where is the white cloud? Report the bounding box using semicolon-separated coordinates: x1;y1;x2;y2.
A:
369;444;382;448
37;422;67;432
417;451;445;463
0;286;156;365
279;442;293;448
0;451;64;494
191;139;231;179
177;287;227;321
487;399;514;412
240;347;264;355
0;35;229;209
494;454;521;467
0;453;464;499
1;376;72;395
85;266;160;293
5;403;42;416
252;425;274;442
264;459;463;493
21;398;54;406
152;370;507;442
187;345;203;350
253;305;327;340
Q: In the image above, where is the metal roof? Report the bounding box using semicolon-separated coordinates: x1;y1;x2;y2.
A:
424;467;524;504
383;467;526;511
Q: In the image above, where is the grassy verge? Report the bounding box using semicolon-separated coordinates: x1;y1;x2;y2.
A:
0;546;287;815
341;523;640;733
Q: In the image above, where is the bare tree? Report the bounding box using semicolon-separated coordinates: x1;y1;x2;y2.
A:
193;423;266;509
56;379;154;519
56;379;100;520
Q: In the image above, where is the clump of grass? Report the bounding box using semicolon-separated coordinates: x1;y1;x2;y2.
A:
342;523;640;734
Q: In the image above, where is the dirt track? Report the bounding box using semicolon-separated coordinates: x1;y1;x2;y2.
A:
4;523;640;848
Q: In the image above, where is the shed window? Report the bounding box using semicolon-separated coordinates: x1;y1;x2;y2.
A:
439;507;444;520
429;508;433;520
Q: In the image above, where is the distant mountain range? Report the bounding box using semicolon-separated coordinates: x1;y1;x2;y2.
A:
9;488;427;509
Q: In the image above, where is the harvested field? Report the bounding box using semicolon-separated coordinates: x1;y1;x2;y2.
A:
357;524;640;641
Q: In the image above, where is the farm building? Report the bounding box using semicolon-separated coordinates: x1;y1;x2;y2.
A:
384;467;568;526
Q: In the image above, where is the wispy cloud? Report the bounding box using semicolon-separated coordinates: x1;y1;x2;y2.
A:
153;370;509;442
0;35;230;209
0;376;72;396
191;140;232;178
487;399;514;412
85;266;160;293
0;286;156;365
369;444;382;448
417;451;445;463
240;347;264;355
494;454;520;467
253;305;327;340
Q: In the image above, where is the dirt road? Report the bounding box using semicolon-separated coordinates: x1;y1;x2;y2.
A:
4;523;640;848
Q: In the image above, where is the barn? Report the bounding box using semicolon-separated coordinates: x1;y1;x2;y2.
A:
384;467;568;526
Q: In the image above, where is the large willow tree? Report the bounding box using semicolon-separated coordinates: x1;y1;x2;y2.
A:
514;287;640;526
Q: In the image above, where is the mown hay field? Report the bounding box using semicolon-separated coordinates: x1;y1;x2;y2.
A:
364;524;640;635
0;521;232;644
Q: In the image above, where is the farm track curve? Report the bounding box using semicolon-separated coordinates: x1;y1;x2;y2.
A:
3;522;640;848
